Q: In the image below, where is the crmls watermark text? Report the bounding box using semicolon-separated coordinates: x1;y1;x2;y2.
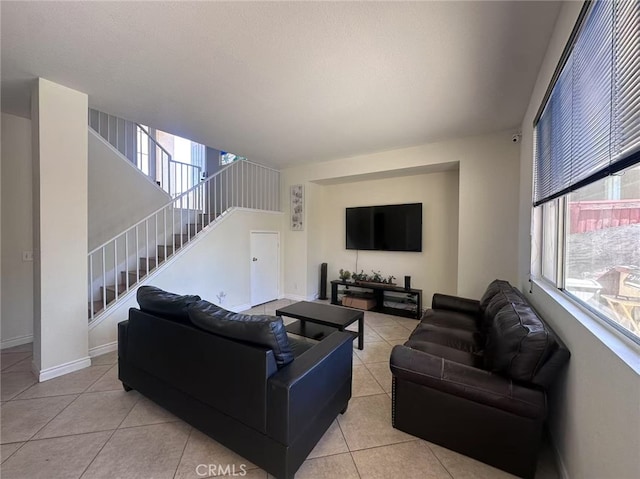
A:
196;464;248;477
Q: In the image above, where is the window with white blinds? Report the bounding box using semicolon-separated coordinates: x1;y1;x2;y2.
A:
534;0;640;206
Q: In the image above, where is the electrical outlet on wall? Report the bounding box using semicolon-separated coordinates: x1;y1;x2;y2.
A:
22;251;33;262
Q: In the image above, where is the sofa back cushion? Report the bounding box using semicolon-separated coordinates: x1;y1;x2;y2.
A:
482;289;527;333
188;300;294;368
485;302;556;383
137;286;201;323
479;280;512;312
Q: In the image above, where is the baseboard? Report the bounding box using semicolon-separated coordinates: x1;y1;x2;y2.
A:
37;356;92;382
89;341;117;358
1;334;34;350
284;293;317;302
230;303;252;313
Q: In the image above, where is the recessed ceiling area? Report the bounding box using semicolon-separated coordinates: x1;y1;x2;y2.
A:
313;162;459;186
1;1;561;169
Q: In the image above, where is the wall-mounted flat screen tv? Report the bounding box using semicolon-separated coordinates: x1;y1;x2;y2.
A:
346;203;422;252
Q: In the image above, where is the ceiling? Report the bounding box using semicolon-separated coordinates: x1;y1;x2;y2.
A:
1;1;561;169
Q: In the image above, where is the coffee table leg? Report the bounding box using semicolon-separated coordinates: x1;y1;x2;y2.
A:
358;315;364;350
299;319;306;336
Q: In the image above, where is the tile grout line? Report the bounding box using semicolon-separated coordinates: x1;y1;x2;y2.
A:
422;441;456;479
1;356;34;374
26;387;141;445
117;416;183;431
9;426;123;444
0;353;33;372
19;393;84;443
360;361;390;394
11;363;115;402
1;441;27;465
334;412;364;478
3;377;38;401
347;436;424;454
81;363;118;394
303;450;363;478
172;424;194;479
1;353;38;400
77;390;143;479
349;452;364;479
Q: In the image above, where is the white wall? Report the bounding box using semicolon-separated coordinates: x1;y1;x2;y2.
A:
1;113;34;348
518;3;640;478
88;129;171;250
281;130;519;302
32;78;89;379
458;134;520;298
318;171;459;304
89;208;284;351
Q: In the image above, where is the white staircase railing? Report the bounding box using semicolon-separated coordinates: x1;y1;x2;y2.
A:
87;159;280;322
89;109;202;197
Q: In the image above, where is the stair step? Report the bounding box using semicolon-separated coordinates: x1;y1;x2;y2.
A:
88;300;105;318
101;283;128;303
196;214;215;226
100;283;127;304
87;211;222;320
174;233;191;246
157;244;180;257
187;223;204;235
139;257;166;271
121;270;148;285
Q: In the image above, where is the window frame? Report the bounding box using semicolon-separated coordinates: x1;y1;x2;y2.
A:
537;173;640;346
541;198;560;284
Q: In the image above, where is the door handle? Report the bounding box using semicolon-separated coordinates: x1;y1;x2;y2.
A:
252;257;258;262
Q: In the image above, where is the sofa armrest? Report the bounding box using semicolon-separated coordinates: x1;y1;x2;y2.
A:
118;320;129;362
431;293;481;316
390;345;545;419
267;331;353;444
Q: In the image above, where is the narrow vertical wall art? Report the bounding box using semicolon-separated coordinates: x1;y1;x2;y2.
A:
290;184;304;231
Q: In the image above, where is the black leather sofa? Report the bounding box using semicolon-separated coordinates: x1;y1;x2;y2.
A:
390;280;570;479
118;286;353;479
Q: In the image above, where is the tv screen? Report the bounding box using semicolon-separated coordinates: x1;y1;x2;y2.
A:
346;203;422;252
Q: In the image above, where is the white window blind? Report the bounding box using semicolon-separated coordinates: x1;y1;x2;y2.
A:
534;0;640;206
613;0;640;160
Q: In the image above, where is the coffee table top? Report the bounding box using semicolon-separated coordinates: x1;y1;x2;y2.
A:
276;301;363;328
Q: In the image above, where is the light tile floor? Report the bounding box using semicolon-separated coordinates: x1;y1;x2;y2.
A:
0;301;560;478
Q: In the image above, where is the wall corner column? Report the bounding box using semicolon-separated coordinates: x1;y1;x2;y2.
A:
32;78;90;381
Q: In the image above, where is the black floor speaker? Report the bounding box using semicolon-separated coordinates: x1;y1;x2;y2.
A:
319;263;328;299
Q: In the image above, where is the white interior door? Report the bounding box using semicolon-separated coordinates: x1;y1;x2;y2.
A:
250;231;279;306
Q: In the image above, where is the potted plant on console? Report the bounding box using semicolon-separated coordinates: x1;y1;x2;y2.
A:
339;269;351;282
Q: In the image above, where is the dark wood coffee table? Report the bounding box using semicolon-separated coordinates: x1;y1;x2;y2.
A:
276;301;364;350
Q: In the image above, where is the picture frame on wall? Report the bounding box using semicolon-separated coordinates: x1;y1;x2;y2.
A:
290;184;304;231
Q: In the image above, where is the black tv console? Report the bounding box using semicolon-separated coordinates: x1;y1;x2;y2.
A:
330;280;422;320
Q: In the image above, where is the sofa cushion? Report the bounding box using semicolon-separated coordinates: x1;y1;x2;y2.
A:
409;323;481;353
481;289;527;334
485;302;555;382
136;286;201;323
405;340;483;368
421;309;478;331
188;300;294;368
479;279;512;312
288;336;316;358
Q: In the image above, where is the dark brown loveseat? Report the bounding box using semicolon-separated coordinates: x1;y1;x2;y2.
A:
390;280;570;479
119;286;353;479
